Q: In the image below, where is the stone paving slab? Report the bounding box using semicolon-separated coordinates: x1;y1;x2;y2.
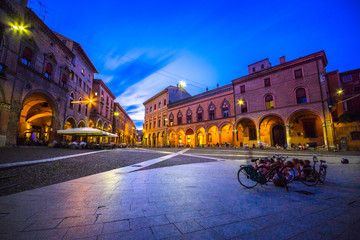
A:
0;151;359;239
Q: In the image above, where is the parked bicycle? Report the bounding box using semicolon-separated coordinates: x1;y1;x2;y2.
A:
300;154;327;186
237;158;289;191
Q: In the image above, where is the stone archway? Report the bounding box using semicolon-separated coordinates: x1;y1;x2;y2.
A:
236;118;257;148
220;124;234;146
185;128;195;147
207;125;219;147
196;127;206;147
176;129;185;147
288;110;325;148
18;92;57;145
259;114;286;147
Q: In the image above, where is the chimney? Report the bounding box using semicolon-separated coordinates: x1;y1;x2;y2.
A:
280;56;286;64
217;84;219;88
206;87;208;92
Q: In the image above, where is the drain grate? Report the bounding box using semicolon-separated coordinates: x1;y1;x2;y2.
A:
295;190;315;195
132;165;143;167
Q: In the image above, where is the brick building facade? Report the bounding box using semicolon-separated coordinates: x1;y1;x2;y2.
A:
0;0;136;147
142;51;359;150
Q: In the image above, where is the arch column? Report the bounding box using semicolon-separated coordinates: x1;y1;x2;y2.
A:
205;132;208;146
322;122;328;149
194;133;197;147
285;125;291;148
218;131;222;146
256;128;260;146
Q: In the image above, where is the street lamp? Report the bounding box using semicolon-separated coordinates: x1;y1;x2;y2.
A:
179;81;187;88
238;99;244;105
337;89;343;95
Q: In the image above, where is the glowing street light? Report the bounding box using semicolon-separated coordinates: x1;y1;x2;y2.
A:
179;81;187;88
337;89;343;95
238;99;244;105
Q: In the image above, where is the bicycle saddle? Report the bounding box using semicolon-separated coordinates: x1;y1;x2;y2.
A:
251;159;259;162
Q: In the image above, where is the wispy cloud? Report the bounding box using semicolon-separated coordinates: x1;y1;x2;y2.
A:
96;73;114;83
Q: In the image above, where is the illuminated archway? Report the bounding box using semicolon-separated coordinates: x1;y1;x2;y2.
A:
236;118;257;147
18;92;56;145
176;129;185;147
220;123;234;146
185;128;195;147
259;114;286;147
196;127;206;147
288;110;324;148
89;119;95;128
207;125;219;147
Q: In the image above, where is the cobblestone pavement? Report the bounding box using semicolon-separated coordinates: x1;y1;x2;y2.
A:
0;148;359;239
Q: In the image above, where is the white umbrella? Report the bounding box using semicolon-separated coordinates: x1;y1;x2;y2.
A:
57;127;117;137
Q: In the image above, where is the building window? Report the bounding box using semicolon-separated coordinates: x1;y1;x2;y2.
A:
78;98;82;113
241;100;247;113
79;78;82;88
222;101;229;118
296;88;307;104
294;69;303;79
159;102;161;108
81;68;84;74
164;99;167;106
209;104;215;120
153;121;156;129
342;74;352;82
252;67;255;73
187;114;191;124
265;95;274;109
69;92;74;109
261;64;264;70
163;118;166;126
351;132;360;140
70;71;74;80
44;63;52;80
169;117;173;126
61;74;67;88
240;85;245;93
150;107;152;112
21;47;32;67
177;112;182;125
158;119;161;127
149;123;151;129
146;124;148;130
264;78;271;87
85;104;88;115
146;108;148;114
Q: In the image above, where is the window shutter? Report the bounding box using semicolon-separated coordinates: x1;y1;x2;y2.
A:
23;47;32;60
46;63;52;73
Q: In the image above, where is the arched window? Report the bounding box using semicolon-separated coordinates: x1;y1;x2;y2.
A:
169;113;174;126
197;105;203;122
44;63;52;79
265;95;274;109
296;88;307;104
222;100;230;118
209;103;216;120
61;74;67;88
78;97;82;113
22;47;32;67
241;100;248;113
186;109;192;124
69;92;74;109
177;111;182;125
85;104;88;115
69;71;74;80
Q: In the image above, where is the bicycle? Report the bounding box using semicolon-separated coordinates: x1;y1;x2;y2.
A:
237;159;289;191
299;155;327;186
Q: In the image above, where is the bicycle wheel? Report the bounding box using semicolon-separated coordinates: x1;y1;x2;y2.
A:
280;166;296;183
237;167;258;188
319;166;327;183
300;168;319;186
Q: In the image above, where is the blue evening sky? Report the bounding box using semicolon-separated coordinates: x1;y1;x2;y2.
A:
28;0;360;129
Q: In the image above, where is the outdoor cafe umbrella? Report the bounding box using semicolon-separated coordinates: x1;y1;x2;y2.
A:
57;127;118;137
